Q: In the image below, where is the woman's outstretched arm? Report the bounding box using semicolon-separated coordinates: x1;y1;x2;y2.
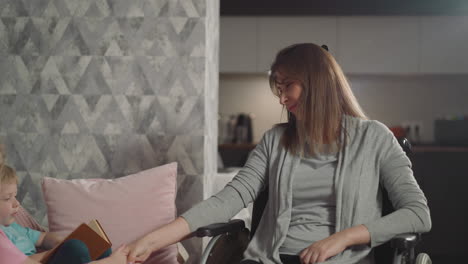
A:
127;217;191;263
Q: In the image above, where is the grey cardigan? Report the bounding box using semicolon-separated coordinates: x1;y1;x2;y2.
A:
182;116;431;264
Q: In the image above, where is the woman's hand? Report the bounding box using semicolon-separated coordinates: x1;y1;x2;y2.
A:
299;233;347;264
299;225;370;264
127;236;153;263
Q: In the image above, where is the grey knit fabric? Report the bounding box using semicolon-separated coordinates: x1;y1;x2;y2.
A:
279;154;337;255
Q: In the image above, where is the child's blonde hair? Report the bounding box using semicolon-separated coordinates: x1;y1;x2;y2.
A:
0;144;18;186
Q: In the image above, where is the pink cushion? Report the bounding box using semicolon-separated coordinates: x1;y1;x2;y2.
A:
14;205;46;232
41;162;178;264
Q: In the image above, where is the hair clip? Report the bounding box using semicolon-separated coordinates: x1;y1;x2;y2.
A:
321;44;329;51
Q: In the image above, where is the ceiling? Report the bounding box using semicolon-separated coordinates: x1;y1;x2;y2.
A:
221;0;468;16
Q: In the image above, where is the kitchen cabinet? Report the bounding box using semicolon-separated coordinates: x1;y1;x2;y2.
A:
420;16;468;73
411;146;468;262
220;16;337;73
337;16;419;74
220;16;468;74
220;17;258;73
257;17;337;73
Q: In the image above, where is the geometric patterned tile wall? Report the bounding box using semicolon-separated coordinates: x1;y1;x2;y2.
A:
0;0;218;262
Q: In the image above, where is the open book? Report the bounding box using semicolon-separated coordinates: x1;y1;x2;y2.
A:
40;219;112;263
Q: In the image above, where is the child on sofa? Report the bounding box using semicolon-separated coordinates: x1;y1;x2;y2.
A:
0;146;128;264
1;228;129;264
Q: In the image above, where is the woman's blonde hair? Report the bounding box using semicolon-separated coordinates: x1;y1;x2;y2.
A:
269;43;367;156
0;145;17;186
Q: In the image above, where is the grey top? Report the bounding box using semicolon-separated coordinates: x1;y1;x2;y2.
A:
279;153;338;255
182;115;431;264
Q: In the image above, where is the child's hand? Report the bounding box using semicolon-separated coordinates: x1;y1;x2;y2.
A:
93;245;129;264
127;238;153;263
109;245;130;264
38;232;62;249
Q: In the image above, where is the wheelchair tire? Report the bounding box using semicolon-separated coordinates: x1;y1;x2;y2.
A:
415;253;431;264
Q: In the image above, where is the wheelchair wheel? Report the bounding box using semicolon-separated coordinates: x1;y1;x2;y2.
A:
205;228;250;264
415;253;431;264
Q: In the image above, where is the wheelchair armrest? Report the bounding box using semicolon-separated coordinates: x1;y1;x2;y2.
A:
390;233;421;250
195;219;246;238
195;219;245;237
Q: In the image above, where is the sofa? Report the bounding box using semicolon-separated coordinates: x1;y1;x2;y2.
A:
14;162;187;264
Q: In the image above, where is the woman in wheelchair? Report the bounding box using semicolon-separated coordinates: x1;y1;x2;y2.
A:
127;43;431;264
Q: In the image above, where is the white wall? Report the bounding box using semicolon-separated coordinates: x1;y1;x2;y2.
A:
220;74;468;143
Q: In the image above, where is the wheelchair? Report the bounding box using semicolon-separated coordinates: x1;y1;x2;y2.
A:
195;138;432;264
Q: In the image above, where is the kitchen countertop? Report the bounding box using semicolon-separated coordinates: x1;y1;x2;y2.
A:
412;143;468;152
